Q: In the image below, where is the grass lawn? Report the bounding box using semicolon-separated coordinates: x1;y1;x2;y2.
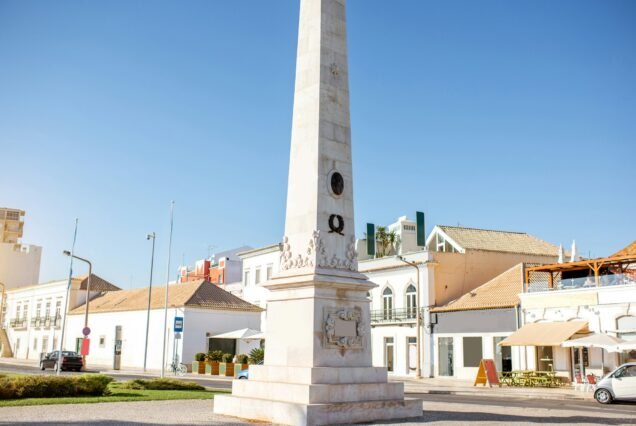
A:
0;382;227;407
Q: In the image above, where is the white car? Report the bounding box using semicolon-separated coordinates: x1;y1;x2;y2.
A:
594;362;636;404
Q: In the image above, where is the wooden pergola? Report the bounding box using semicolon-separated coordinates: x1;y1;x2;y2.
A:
524;254;636;292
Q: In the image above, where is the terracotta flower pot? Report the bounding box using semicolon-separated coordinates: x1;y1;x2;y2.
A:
205;361;219;375
219;362;234;377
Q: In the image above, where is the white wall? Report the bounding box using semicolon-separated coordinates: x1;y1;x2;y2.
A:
433;332;521;380
0;243;41;289
64;306;261;370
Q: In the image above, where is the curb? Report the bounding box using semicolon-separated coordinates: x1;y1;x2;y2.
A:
406;388;594;401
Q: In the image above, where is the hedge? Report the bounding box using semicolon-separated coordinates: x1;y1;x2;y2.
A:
0;374;113;400
120;378;204;391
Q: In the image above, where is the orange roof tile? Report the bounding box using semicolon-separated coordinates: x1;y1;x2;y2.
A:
69;280;261;315
432;263;523;313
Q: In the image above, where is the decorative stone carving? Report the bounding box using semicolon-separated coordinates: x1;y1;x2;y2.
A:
324;307;364;349
279;231;357;272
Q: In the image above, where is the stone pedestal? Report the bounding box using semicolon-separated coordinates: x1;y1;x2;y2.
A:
214;274;421;425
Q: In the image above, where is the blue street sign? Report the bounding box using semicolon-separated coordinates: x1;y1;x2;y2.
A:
174;316;184;333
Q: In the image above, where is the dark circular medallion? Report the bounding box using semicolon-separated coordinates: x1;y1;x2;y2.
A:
330;172;344;196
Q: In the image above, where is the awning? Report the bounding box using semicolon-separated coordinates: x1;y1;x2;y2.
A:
209;328;261;339
499;321;588;346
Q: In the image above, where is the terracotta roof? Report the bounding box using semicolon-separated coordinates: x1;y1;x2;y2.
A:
75;274;121;292
432;263;523;313
437;225;559;256
68;280;262;315
612;241;636;258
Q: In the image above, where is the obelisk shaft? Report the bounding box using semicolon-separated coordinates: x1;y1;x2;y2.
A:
280;0;357;275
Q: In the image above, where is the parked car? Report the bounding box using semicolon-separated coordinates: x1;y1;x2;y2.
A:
237;360;263;380
594;363;636;404
40;351;83;372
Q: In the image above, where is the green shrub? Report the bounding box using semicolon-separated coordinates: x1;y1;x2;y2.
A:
120;378;204;391
0;374;112;400
194;352;206;362
73;374;114;396
236;354;248;364
248;347;264;364
206;350;223;362
221;353;233;363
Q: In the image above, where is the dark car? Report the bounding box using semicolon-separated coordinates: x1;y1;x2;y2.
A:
40;351;83;371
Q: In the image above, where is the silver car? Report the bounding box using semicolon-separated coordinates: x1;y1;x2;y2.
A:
594;362;636;404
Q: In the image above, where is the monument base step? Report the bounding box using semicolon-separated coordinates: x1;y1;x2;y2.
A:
214;394;422;426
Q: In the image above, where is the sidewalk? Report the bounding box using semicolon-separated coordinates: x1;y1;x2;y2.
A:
396;376;594;401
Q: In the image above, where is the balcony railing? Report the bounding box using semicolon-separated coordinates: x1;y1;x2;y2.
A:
527;273;636;293
370;308;423;324
9;318;27;329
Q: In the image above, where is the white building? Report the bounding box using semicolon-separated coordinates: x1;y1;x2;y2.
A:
66;279;262;370
431;264;525;380
1;274;120;359
362;222;561;378
0;207;42;290
505;241;636;380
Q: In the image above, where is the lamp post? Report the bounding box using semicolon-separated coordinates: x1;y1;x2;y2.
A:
398;255;421;379
0;281;6;330
63;250;92;369
161;201;175;378
143;232;156;372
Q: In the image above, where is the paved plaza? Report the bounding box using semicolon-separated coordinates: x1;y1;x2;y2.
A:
1;396;635;425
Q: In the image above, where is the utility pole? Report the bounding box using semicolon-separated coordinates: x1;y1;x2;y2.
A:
398;256;422;379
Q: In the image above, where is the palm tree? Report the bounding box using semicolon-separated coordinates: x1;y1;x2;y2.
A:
375;226;397;258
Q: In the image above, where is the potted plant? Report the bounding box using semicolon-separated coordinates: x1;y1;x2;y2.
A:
192;352;206;374
248;347;264;365
205;350;223;375
233;354;249;378
219;353;235;377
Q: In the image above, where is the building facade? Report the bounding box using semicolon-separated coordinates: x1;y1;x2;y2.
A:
0;207;42;290
66;279;262;370
506;242;636;380
1;274;120;359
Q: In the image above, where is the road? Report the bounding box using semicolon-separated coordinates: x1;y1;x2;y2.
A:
2;362;636;425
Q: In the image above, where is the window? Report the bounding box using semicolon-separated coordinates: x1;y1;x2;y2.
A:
255;268;261;285
99;336;106;348
243;270;251;287
41;336;48;353
55;299;62;317
45;300;51;318
463;337;482;367
36;302;41;318
22;303;28;319
33;337;38;350
52;337;58;351
407;336;417;371
405;284;416;319
439;337;454;376
382;287;393;320
493;336;512;372
384;337;394;372
266;264;273;280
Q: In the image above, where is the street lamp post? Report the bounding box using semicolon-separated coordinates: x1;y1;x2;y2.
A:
398;255;422;379
63;251;92;369
143;232;156;372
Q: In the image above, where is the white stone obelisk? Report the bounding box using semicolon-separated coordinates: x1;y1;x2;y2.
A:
214;1;422;424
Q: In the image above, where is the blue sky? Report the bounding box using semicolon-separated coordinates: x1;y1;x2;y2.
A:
1;0;634;288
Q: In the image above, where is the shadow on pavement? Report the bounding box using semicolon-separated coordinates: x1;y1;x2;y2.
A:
371;410;635;425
